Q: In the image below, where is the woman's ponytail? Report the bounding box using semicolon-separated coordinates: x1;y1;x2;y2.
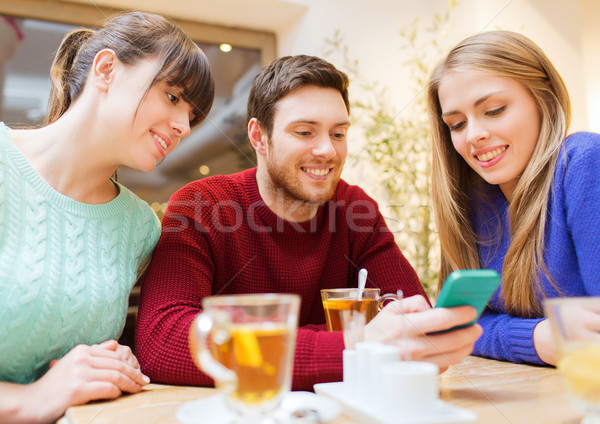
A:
44;29;94;125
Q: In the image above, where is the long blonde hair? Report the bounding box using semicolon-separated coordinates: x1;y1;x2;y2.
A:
427;31;571;317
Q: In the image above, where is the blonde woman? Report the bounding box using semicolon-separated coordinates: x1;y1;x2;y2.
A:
427;30;600;366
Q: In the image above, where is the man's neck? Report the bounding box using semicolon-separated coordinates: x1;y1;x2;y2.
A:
255;168;320;223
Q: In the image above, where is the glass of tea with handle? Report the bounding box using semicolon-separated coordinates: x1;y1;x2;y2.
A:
321;288;399;332
189;293;300;423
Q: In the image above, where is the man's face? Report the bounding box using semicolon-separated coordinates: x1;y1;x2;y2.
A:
262;85;350;205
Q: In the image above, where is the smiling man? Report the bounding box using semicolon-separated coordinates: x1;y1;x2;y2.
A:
135;55;481;391
251;83;349;221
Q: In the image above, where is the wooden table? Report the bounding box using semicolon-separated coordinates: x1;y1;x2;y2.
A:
60;356;583;424
439;356;581;423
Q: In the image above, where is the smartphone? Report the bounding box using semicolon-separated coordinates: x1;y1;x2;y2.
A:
432;269;501;333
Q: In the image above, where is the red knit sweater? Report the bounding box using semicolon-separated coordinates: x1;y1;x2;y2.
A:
136;168;425;391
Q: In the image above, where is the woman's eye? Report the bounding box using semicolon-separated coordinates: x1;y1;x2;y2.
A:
167;93;179;104
486;106;506;116
296;131;312;137
331;132;346;140
449;121;465;132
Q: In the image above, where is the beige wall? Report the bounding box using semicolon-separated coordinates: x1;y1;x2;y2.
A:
275;0;591;133
581;0;600;132
18;1;591;133
263;0;593;192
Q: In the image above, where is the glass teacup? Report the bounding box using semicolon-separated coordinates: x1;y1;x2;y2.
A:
189;294;301;423
545;297;600;423
321;288;398;332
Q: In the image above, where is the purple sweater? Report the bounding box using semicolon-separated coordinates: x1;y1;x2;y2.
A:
472;132;600;364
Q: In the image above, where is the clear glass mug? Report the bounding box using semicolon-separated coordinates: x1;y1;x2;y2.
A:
544;297;600;423
189;294;301;423
320;288;399;332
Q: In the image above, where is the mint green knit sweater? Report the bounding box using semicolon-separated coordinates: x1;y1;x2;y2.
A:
0;123;160;384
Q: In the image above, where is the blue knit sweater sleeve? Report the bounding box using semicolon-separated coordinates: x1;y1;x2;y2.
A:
473;309;545;364
473;132;600;365
561;132;600;295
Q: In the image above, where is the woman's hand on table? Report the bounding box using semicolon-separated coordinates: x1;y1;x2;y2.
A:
365;295;482;372
96;339;143;371
36;341;148;420
45;340;149;399
0;341;149;424
534;303;600;366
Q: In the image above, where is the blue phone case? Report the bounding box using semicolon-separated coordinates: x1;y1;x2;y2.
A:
432;269;501;332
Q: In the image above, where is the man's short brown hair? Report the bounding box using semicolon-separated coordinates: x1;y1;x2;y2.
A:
247;55;350;136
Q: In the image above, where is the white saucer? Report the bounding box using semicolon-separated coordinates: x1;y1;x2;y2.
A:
176;391;341;424
314;382;476;424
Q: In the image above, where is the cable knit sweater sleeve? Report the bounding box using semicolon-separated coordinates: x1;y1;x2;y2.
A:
136;169;424;390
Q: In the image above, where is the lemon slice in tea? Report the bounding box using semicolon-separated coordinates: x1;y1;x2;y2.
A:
233;325;263;368
559;346;600;402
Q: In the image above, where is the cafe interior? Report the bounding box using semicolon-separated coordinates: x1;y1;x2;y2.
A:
1;0;599;423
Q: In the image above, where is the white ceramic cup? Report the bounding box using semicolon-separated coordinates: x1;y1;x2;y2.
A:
343;349;357;398
379;361;439;411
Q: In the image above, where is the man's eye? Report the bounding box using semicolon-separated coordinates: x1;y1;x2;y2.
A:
296;131;311;137
331;132;346;140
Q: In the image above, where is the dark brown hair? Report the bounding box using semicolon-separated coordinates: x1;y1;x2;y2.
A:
45;11;214;127
247;55;350;135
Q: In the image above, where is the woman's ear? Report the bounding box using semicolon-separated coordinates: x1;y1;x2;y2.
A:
248;118;268;156
92;48;117;92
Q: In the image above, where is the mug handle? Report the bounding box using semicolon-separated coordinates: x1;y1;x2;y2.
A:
191;311;237;392
378;293;400;311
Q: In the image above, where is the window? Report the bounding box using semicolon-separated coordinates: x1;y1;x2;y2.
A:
0;3;276;351
0;2;275;216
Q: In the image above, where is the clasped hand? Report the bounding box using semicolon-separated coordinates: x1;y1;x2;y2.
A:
534;302;600;365
365;295;482;372
29;340;149;421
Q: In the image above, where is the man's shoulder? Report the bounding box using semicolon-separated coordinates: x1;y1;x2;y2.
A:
170;168;256;203
334;179;377;204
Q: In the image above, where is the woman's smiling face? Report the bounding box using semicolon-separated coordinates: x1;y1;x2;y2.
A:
104;56;193;173
438;70;541;200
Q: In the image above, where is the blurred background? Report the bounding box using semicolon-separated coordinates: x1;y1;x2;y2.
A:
1;0;598;296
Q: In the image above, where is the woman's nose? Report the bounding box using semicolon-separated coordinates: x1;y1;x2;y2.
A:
465;119;489;145
171;111;191;139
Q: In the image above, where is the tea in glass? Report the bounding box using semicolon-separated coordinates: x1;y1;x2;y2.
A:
321;288;398;332
210;322;291;405
558;345;600;409
189;294;300;422
545;297;600;423
322;295;378;331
